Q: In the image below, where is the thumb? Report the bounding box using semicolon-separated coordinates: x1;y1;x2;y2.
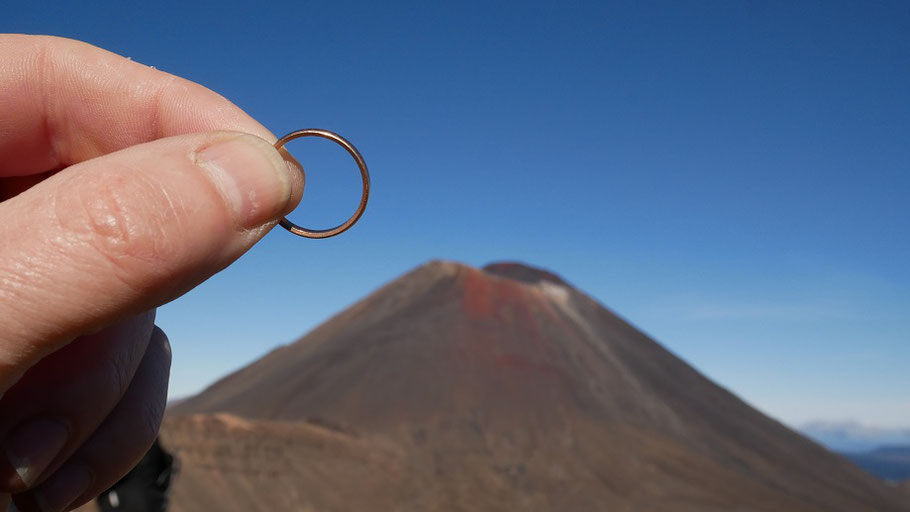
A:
0;131;303;387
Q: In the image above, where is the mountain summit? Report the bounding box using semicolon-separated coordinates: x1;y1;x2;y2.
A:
167;261;909;512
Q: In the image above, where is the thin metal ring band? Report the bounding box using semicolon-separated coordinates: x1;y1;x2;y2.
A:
274;129;370;239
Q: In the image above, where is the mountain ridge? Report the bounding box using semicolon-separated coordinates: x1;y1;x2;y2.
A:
167;260;910;512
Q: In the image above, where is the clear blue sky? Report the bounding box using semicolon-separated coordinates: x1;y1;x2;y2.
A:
6;1;909;428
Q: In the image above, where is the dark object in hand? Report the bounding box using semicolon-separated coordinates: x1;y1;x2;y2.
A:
97;440;175;512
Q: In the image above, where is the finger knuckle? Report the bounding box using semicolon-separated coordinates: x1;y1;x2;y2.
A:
57;166;183;291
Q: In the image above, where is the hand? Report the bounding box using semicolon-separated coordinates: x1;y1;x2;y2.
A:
0;35;303;511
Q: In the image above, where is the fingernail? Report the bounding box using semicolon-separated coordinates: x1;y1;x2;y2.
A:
195;135;294;229
2;419;69;488
32;464;93;512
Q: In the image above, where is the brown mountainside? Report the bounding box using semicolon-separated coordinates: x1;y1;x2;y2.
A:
163;261;909;512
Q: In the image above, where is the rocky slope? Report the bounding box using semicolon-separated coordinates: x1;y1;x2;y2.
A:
158;261;910;511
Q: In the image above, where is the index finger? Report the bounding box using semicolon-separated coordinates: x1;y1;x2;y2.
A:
0;34;275;176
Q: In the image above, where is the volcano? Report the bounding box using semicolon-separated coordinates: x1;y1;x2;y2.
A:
160;261;908;512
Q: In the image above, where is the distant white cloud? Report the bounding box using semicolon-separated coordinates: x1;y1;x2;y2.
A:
799;419;910;452
770;398;910;432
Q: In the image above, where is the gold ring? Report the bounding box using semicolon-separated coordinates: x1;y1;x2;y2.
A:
274;129;370;239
